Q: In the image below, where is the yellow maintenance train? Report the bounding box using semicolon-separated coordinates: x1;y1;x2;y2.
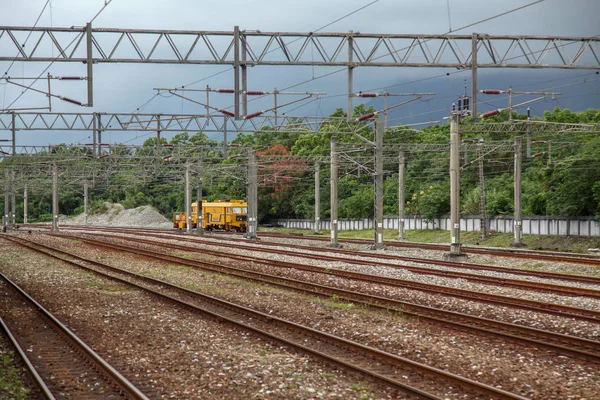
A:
173;199;248;232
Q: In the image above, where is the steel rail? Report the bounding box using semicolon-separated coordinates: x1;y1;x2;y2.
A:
3;234;527;400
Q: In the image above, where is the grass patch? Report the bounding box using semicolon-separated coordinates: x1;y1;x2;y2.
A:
0;352;29;400
86;279;124;292
320;372;335;378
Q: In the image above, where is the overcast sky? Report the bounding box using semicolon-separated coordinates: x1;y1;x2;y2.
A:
1;0;599;144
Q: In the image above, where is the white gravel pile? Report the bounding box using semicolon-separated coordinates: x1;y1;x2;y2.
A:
65;203;172;228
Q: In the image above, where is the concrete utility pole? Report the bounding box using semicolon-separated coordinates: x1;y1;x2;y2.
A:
52;163;59;232
477;143;487;240
245;149;259;239
313;161;322;235
329;137;340;248
3;169;8;231
196;158;204;236
446;113;465;258
23;183;28;224
84;182;88;225
373;116;384;250
512;136;524;247
185;164;192;233
397;151;407;240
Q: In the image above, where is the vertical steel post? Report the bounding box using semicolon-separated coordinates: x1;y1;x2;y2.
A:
373;117;384;250
97;114;102;152
185;164;191;233
508;87;513;121
448;113;463;256
10;170;15;227
206;85;210;117
397;151;406;240
512;136;524;247
245;149;258;239
11;112;16;155
526;108;531;158
477;143;487;239
347;31;354;121
274;88;278;129
86;22;94;106
234;26;240;120
471;33;478;118
383;91;389;131
196;157;204;236
313;161;321;235
84;182;88;225
329;137;340;247
92;112;97;158
3;169;8;230
223;117;228;158
52;163;59;232
241;32;248;117
23;183;28;224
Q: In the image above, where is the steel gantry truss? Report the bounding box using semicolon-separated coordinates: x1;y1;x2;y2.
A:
2;25;600;117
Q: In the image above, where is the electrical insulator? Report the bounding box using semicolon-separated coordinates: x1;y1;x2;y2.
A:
216;89;235;93
61;97;83;106
162;144;174;148
532;141;547;144
532;152;546;158
58;76;83;80
163;155;173;160
245;91;266;95
355;112;375;122
357;93;378;97
481;109;500;118
452;102;456;111
527;107;531;119
457;97;463;111
463;97;470;111
219;109;235;117
481;89;502;95
462;162;472;168
98;154;110;159
244;111;264;120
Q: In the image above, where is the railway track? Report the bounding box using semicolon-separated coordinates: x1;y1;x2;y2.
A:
46;232;600;363
63;229;600;323
3;234;528;400
0;272;150;400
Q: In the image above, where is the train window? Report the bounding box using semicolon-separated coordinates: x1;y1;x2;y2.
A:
232;207;247;214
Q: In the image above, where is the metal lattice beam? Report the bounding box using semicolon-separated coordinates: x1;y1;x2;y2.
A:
1;26;599;68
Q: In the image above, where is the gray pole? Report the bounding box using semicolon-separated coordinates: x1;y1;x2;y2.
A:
233;25;240;120
206;85;210;117
3;169;8;230
185;164;192;233
86;22;94;107
241;32;248;117
11;112;16;155
92;112;97;158
512;136;524;247
245;149;259;239
10;170;15;227
97;114;102;154
397;151;407;240
471;33;478;118
84;182;88;225
313;161;321;235
447;113;464;257
477;143;487;239
373;117;384;250
52;163;59;232
23;183;28;224
223;116;228;158
329;136;340;247
196;158;204;236
274;88;278;128
156;114;161;160
347;31;354;121
526;108;531;158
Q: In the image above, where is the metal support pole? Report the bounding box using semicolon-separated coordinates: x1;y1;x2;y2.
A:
233;25;240;120
52;163;59;232
471;33;478;118
329;137;340;247
512;136;524;247
86;22;94;106
526;108;531;158
313;161;321;235
274;88;278;129
245;149;259;239
508;87;513;121
446;113;464;258
185;164;191;233
11;112;16;155
373;117;384;250
23;183;27;224
92;112;97;158
84;182;88;225
347;31;354;121
383;91;389;131
10;170;15;227
477;144;487;239
205;85;210;117
241;32;248;117
97;114;102;152
397;151;406;240
3;169;8;230
196;158;204;236
223;117;228;158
